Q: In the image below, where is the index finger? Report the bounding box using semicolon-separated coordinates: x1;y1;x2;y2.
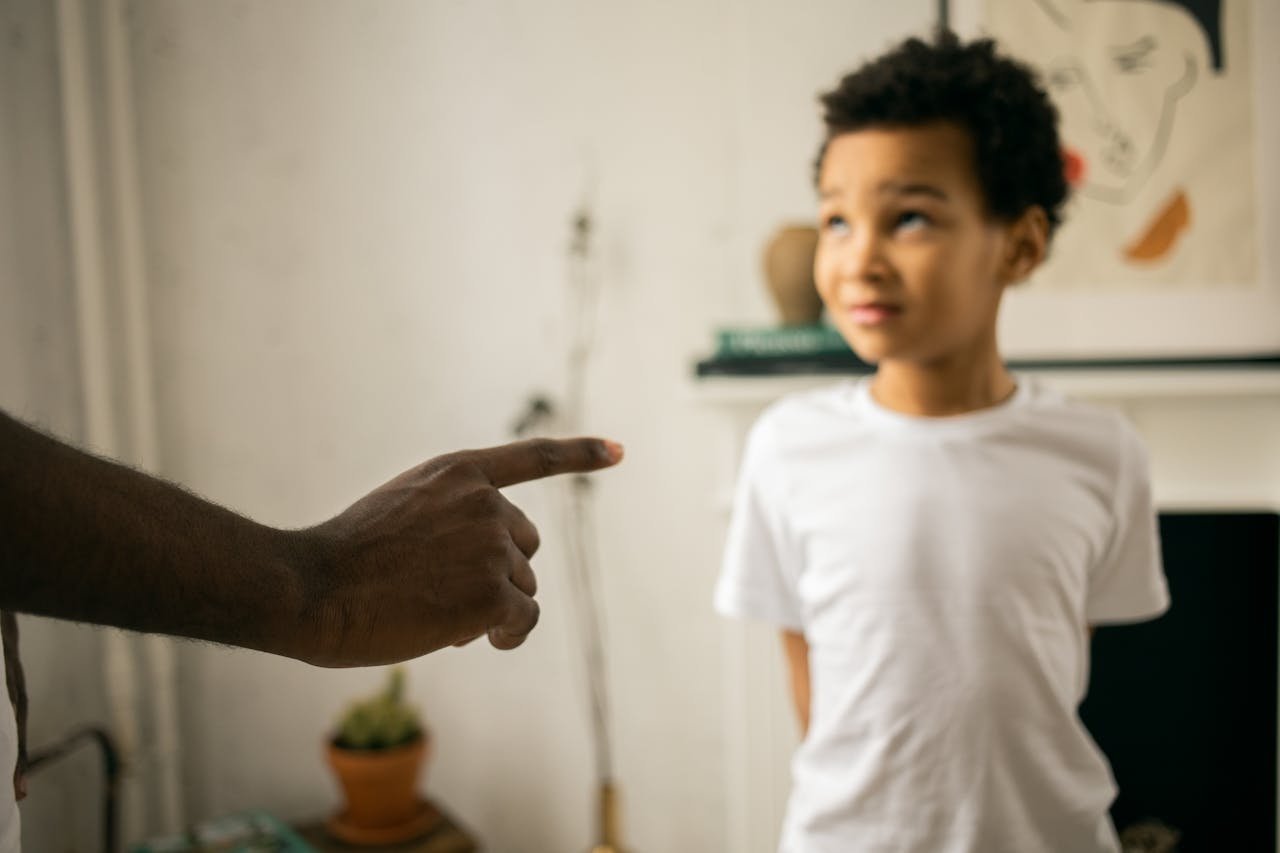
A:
470;437;624;488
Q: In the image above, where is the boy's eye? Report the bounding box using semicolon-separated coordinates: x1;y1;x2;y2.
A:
894;211;930;232
822;214;850;236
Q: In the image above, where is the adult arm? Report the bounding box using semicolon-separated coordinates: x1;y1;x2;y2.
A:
0;410;622;667
781;628;811;736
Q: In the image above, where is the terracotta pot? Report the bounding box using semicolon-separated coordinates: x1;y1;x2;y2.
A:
763;224;822;326
327;734;428;829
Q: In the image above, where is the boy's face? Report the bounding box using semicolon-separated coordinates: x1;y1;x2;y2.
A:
815;123;1017;366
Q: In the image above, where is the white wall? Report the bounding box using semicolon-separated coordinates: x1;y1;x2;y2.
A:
117;1;931;850
0;0;81;432
0;2;116;850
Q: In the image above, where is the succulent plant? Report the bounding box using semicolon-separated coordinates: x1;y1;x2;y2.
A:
333;666;423;750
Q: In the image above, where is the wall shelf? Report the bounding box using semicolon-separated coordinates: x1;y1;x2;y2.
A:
691;360;1280;514
690;364;1280;406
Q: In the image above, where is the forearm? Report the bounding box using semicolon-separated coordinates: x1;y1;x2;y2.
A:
781;629;811;736
0;412;310;659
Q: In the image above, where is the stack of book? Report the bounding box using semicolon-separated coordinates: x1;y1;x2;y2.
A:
696;324;873;376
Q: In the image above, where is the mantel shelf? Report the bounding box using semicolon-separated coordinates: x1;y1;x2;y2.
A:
690;366;1280;407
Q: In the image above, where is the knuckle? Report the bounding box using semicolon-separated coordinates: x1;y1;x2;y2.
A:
474;486;506;512
489;628;521;650
474;574;506;610
460;486;505;522
481;548;510;578
480;488;507;514
498;599;536;636
532;439;564;476
426;450;465;475
421;459;473;493
489;544;514;570
439;453;484;482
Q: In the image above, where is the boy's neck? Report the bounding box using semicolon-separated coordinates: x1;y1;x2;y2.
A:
870;347;1016;418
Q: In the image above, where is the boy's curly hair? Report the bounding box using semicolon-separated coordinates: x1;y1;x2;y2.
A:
816;30;1069;235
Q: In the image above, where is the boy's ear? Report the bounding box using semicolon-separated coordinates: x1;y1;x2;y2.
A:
1001;206;1049;286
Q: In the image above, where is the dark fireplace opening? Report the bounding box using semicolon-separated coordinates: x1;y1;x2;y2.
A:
1081;512;1280;852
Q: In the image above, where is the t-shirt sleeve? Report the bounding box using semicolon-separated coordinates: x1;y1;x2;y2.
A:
1085;419;1170;625
713;415;804;631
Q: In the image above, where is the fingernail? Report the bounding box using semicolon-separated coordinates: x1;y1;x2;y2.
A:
602;439;624;462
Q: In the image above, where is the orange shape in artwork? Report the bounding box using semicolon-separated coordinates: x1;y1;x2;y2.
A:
1063;147;1086;187
1123;189;1191;263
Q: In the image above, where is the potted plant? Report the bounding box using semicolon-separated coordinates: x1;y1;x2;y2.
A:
325;667;433;844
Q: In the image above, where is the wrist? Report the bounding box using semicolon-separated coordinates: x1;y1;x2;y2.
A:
276;523;356;667
263;525;329;665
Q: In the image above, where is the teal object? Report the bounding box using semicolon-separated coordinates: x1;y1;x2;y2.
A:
130;810;315;852
715;324;850;358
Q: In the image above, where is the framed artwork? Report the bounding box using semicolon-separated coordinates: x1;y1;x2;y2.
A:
948;0;1280;360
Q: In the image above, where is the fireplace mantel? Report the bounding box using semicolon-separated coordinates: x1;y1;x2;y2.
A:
692;364;1280;406
692;365;1280;512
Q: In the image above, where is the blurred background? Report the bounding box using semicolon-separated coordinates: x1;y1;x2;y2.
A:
0;0;933;850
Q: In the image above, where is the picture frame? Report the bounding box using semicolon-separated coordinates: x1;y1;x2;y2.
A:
945;0;1280;361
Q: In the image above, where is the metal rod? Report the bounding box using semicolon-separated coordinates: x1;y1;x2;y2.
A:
27;726;121;853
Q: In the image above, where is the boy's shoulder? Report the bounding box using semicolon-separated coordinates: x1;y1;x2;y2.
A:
758;380;858;422
1019;379;1144;448
740;382;863;473
1007;380;1152;487
751;381;862;439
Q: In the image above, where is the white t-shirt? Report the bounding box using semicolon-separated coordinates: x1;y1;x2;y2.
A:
715;377;1169;853
0;636;19;852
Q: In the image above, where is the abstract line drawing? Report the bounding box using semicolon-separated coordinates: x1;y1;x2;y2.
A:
983;0;1256;286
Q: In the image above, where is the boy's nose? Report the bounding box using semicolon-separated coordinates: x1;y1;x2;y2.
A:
838;230;890;284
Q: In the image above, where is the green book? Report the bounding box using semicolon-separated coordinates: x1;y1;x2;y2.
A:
715;324;850;358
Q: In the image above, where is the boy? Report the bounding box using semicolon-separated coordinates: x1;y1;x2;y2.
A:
714;32;1169;853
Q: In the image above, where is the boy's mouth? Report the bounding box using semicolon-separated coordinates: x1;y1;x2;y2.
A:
849;302;902;326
